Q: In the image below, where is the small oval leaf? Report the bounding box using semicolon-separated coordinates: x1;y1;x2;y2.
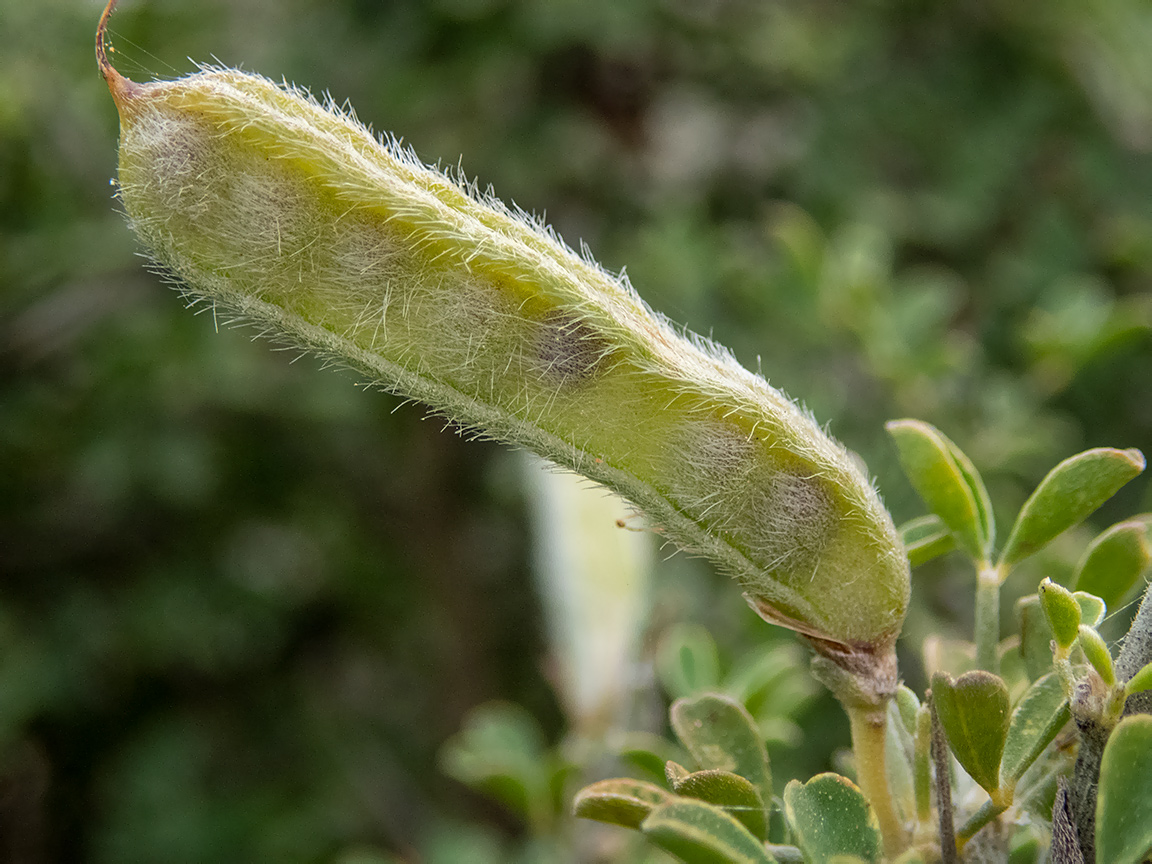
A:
724;643;808;711
895;684;921;733
573;778;674;829
620;731;691;783
1126;661;1152;697
1073;592;1106;628
438;701;549;819
1096;715;1152;864
922;635;976;679
658;623;722;700
671;694;772;808
783;773;882;864
1016;595;1055;681
899;514;958;567
949;440;996;558
931;671;1011;796
999;448;1146;569
1073;518;1152;608
887;420;988;561
884;700;916;826
673;769;767;840
913;706;932;823
642;798;777;864
1000;672;1070;786
1078;625;1116;686
1039;578;1082;652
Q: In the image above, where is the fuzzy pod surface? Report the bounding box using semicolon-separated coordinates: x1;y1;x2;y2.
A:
98;2;909;654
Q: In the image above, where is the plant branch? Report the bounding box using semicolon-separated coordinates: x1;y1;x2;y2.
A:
1052;777;1086;864
930;693;958;864
846;702;906;859
975;564;1002;674
809;641;907;857
956;798;1008;847
1065;581;1152;864
1068;708;1107;864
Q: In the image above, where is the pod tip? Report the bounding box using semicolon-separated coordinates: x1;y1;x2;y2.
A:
97;0;142;108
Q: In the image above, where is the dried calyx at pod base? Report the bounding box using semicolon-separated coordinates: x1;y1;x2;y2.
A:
96;3;908;690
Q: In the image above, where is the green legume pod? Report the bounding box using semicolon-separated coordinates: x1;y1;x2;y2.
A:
98;0;909;654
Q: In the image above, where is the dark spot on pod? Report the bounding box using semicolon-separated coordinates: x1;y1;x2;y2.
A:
772;472;834;542
739;468;836;577
532;310;613;384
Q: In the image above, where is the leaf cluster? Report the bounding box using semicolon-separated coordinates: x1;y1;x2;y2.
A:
559;428;1152;864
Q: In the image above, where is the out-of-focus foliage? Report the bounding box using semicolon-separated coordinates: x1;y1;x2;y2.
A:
2;0;1151;861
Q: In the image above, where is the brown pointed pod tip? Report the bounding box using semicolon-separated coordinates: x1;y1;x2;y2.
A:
97;0;143;111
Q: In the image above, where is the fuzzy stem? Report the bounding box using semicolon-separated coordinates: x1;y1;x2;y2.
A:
930;694;958;864
1052;777;1086;864
810;642;907;857
1055;654;1077;700
1068;709;1109;864
846;702;907;858
914;707;932;826
975;564;1002;674
1065;581;1152;864
956;798;1008;847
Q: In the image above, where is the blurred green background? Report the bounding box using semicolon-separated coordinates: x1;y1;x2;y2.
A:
2;0;1152;861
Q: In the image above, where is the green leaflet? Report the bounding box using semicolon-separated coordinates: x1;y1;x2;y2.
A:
999;448;1145;570
672;769;767;840
670;694;773;810
1075;592;1106;628
573;778;672;829
1078;625;1116;686
1017;595;1056;681
931;670;1010;797
1000;672;1070;787
1073;517;1152;608
1096;715;1152;864
438;702;554;825
1127;660;1152;696
887;420;993;562
619;731;691;784
657;623;722;700
642;799;777;864
1039;579;1081;652
899;514;957;567
783;773;882;864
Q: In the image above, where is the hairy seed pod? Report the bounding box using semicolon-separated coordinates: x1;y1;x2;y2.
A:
97;1;909;656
